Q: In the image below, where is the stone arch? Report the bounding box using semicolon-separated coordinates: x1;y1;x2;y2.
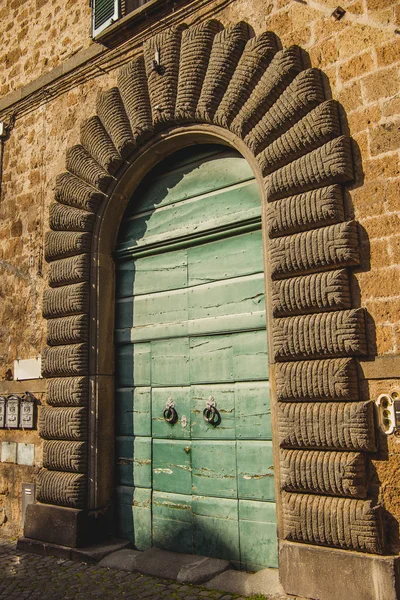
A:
37;20;384;555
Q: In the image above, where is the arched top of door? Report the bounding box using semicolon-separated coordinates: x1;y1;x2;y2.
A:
38;20;385;558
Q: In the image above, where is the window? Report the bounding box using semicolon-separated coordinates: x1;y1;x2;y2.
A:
92;0;152;38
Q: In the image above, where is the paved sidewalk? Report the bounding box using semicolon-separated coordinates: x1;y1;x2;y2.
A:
0;539;272;600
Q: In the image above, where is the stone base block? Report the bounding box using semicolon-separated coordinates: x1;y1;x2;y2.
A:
23;503;111;548
280;541;400;600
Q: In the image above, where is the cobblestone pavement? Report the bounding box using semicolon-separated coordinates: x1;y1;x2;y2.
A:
0;539;267;600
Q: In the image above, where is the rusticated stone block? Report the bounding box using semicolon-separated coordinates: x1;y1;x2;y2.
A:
266;185;344;238
43;440;87;473
97;87;136;159
259;100;341;176
271;269;351;316
47;314;88;346
81;116;122;176
230;45;302;138
266;136;354;201
46;377;88;407
40;406;87;441
273;308;367;360
175;20;220;122
196;22;249;123
36;469;86;509
144;25;186;127
49;254;90;288
66;145;112;193
54;173;105;213
41;344;88;377
275;358;359;402
43;282;89;319
246;68;325;155
214;31;278;129
117;56;153;140
278;401;376;451
49;203;95;232
269;221;359;279
281;450;367;498
282;492;384;554
45;231;91;262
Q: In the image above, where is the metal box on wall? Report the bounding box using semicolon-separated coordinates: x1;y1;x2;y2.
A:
5;395;19;429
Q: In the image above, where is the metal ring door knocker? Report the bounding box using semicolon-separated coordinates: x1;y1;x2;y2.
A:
203;396;221;428
163;398;178;425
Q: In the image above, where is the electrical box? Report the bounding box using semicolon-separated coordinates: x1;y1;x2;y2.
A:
376;391;400;436
5;395;20;429
0;396;5;428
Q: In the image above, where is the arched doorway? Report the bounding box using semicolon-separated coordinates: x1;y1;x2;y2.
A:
113;144;277;570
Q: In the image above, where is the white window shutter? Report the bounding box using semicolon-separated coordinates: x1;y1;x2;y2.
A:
92;0;119;37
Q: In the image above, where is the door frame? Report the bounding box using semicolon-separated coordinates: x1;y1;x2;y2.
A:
90;125;283;537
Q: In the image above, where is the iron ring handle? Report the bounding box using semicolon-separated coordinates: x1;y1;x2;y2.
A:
203;405;221;427
163;406;178;425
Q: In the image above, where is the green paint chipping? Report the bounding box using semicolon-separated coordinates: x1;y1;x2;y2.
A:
114;144;278;569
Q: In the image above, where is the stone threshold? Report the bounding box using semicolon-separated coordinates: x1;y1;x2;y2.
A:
17;538;289;598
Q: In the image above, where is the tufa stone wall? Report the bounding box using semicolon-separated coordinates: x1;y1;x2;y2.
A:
0;0;92;97
0;0;399;544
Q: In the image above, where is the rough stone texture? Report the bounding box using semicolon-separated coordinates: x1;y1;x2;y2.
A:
44;232;91;262
49;254;91;288
43;440;87;473
36;470;86;508
275;358;359;402
271;269;351;316
117;56;153;140
196;22;249;123
42;282;89;319
47;314;89;346
80;116;122;176
282;492;384;554
266;185;345;237
269;221;360;278
144;25;187;127
49;204;96;232
266;136;354;201
278;401;376;451
46;377;89;407
66;145;112;193
281;449;367;497
41;344;88;377
175;20;220;122
54;172;105;213
273;308;368;360
39;407;88;441
96;88;136;159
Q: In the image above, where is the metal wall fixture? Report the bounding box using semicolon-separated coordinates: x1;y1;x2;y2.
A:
0;392;38;429
375;391;400;435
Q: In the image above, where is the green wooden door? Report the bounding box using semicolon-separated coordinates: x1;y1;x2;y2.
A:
114;145;277;570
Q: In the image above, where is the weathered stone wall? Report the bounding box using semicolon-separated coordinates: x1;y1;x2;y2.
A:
0;0;92;97
0;0;399;544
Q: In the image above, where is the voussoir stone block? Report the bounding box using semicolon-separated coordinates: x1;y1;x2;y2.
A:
275;358;359;402
36;469;86;509
40;406;88;441
282;492;384;554
278;400;376;451
41;343;88;377
43;440;87;473
43;282;89;319
266;185;345;238
271;269;351;317
281;449;367;498
269;221;360;279
46;376;89;407
273;308;367;360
